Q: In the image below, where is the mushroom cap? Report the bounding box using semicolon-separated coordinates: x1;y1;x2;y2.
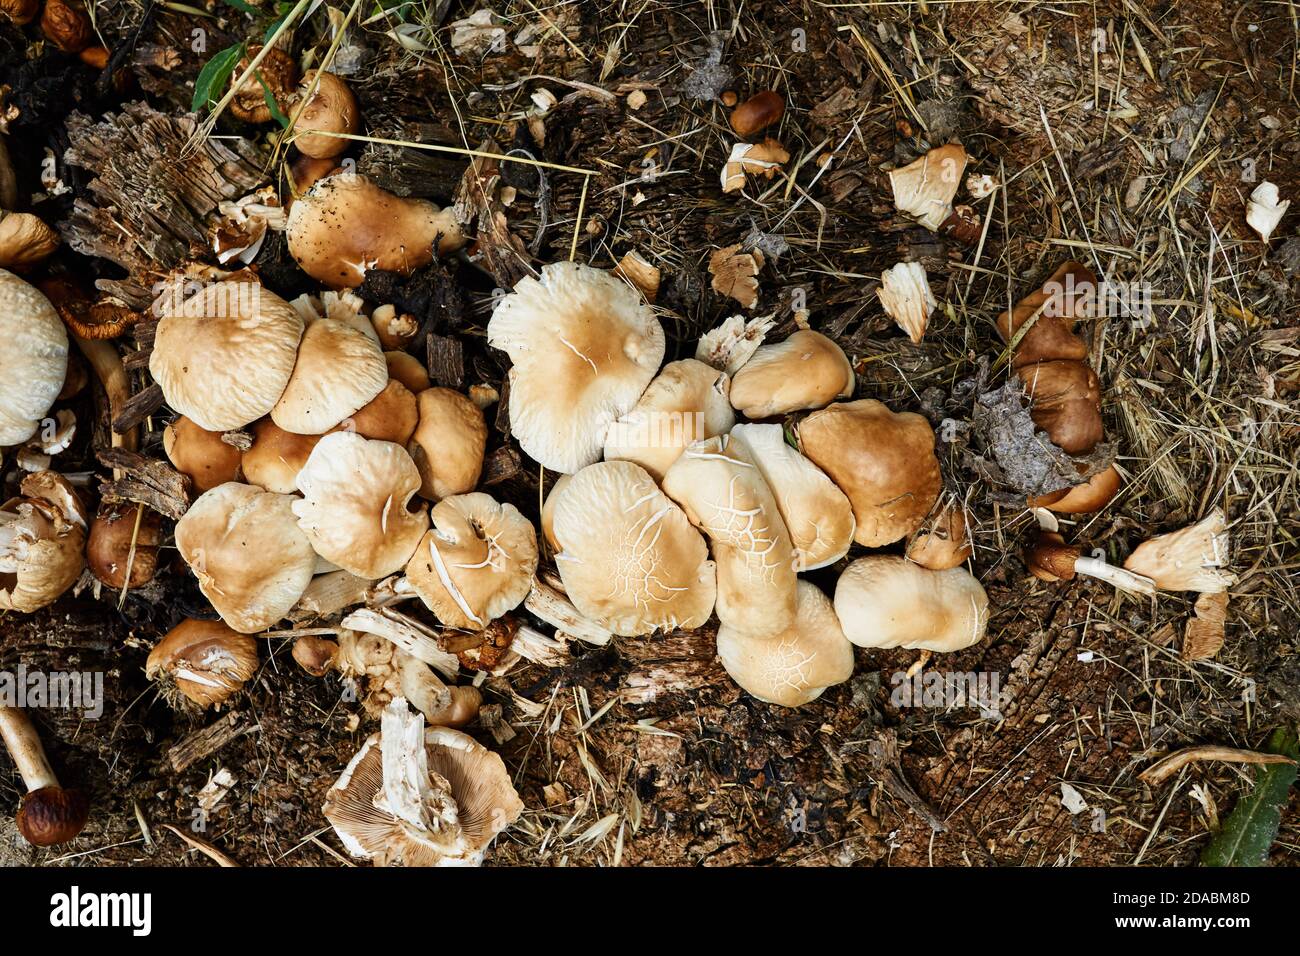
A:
730;423;854;570
228;45;298;123
0;269;67;447
1026;531;1079;582
386;351;432;392
728;329;854;419
834;555;989;652
293;70;358;159
661;435;796;639
995;261;1093;368
240;418;322;494
0;211;60;272
1016;359;1103;455
146;618;260;709
905;499;973;571
174;482;317;632
405;492;538;630
889;143;968;231
323;699;523;867
272;315;388;434
0;472;86;612
547;461;715;636
798;399;942;548
1122;510;1237;592
407;388;487;501
286;174;462;288
603;358;735;482
346;379;419;445
86;506;163;589
716;581;855;707
150;279;304;432
17;786;89;847
293;432;429;578
1032;464;1120;514
487;261;665;473
163;416;243;493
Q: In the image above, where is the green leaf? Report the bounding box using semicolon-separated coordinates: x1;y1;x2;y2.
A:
263;14;288;42
1202;728;1299;867
221;0;259;14
257;72;290;128
191;42;246;113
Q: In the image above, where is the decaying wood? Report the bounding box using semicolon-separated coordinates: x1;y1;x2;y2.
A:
166;712;250;773
356;122;467;199
111;382;164;435
426;333;464;388
482;445;523;485
451;140;533;289
96;447;190;519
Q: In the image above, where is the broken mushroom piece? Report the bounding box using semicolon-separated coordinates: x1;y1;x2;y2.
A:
228;45;299;124
905;498;973;571
834;555;989;653
291;70;359;160
0;705;89;847
662;436;796;639
602;358;735;482
323;700;523;867
546;461;715;636
405;493;538;630
271;309;388;434
0;269;67;447
1122;510;1237;593
146;619;260;709
487;261;665;473
729;423;854;570
1027;531;1156;596
728;329;854;419
716;581;854;708
286;174;464;288
163;416;244;493
174;482;317;633
293;432;429;579
0;472;87;612
889;143;968;231
877;261;937;344
407;388;487;501
1246;181;1289;243
798;399;942;548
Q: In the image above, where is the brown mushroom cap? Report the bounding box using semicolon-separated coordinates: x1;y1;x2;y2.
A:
292;70;359;159
798;399;941;548
86;506;163;589
0;472;86;612
344;379;419;445
1016;359;1103;455
407;388;487;501
240;418;322;494
163;416;243;493
146;618;260;709
0;212;60;272
834;555;989;653
18;786;89;847
385;351;432;393
728;329;854;419
272;314;388;434
0;269;67;447
905;499;973;571
1030;464;1120;514
228;45;299;124
1025;531;1080;582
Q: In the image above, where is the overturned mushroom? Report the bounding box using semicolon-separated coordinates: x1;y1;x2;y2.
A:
1027;531;1156;596
1123;510;1236;593
834;555;989;653
877;261;937;344
728;329;854;419
146;619;260;709
0;472;86;612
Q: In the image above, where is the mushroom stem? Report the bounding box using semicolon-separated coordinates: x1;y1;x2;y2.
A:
1073;555;1157;596
74;334;138;454
0;705;60;792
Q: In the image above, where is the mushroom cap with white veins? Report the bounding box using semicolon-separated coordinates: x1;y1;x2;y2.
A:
661;435;796;640
174;482;317;633
602;358;735;482
404;492;538;630
271;313;388;434
727;329;854;419
717;581;855;707
0;269;67;447
729;423;854;570
834;555;989;653
149;278;304;432
487;261;665;473
547;460;715;636
293;432;429;579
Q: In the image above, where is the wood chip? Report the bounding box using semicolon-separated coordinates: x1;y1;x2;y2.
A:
96;446;190;519
166;712;249;773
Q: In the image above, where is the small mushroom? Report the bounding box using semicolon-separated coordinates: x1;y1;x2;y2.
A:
240;419;322;494
877;261;937;344
39;0;91;53
0;705;89;846
834;555;989;653
0;211;60;272
86;505;163;589
228;45;299;124
889;143;968;231
0;269;67;447
406;388;487;500
146;619;260;709
486;261;665;473
291;70;358;159
0;0;39;25
1122;510;1236;593
905;498;972;571
163;416;244;493
369;304;420;351
0;472;87;612
1027;531;1156;596
346;379;419;445
1246;181;1289;243
271;309;388;434
729;90;785;139
728;329;854;418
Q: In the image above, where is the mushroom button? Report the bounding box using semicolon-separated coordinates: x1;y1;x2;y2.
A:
291;70;359;160
162;416;244;493
0;705;89;846
834;555;989;653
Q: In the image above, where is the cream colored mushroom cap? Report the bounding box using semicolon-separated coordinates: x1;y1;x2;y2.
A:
717;581;855;707
548;460;715;636
834;555;988;652
293;431;429;578
602;358;735;482
1122;510;1237;592
0;270;67;446
271;315;388;434
404;492;538;630
407;388;487;501
661;434;796;639
487;261;665;473
730;423;854;570
0;472;86;612
728;329;854;419
150;279;304;432
174;482;317;633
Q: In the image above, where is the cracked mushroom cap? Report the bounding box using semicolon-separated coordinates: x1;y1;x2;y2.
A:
730;423;854;571
163;416;243;493
271;312;388;434
602;358;735;482
0;472;86;612
0;269;67;447
286;174;463;288
834;555;989;653
486;261;666;473
662;435;796;640
174;482;317;632
407;388;487;501
323;700;523;867
150;279;304;432
547;461;715;636
798;399;942;548
728;329;854;419
405;492;538;630
293;432;429;579
717;581;855;708
1122;510;1237;593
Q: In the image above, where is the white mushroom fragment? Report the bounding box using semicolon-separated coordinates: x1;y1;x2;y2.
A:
1123;510;1237;593
0;472;87;612
889;143;968;231
1246;181;1289;243
877;261;937;344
